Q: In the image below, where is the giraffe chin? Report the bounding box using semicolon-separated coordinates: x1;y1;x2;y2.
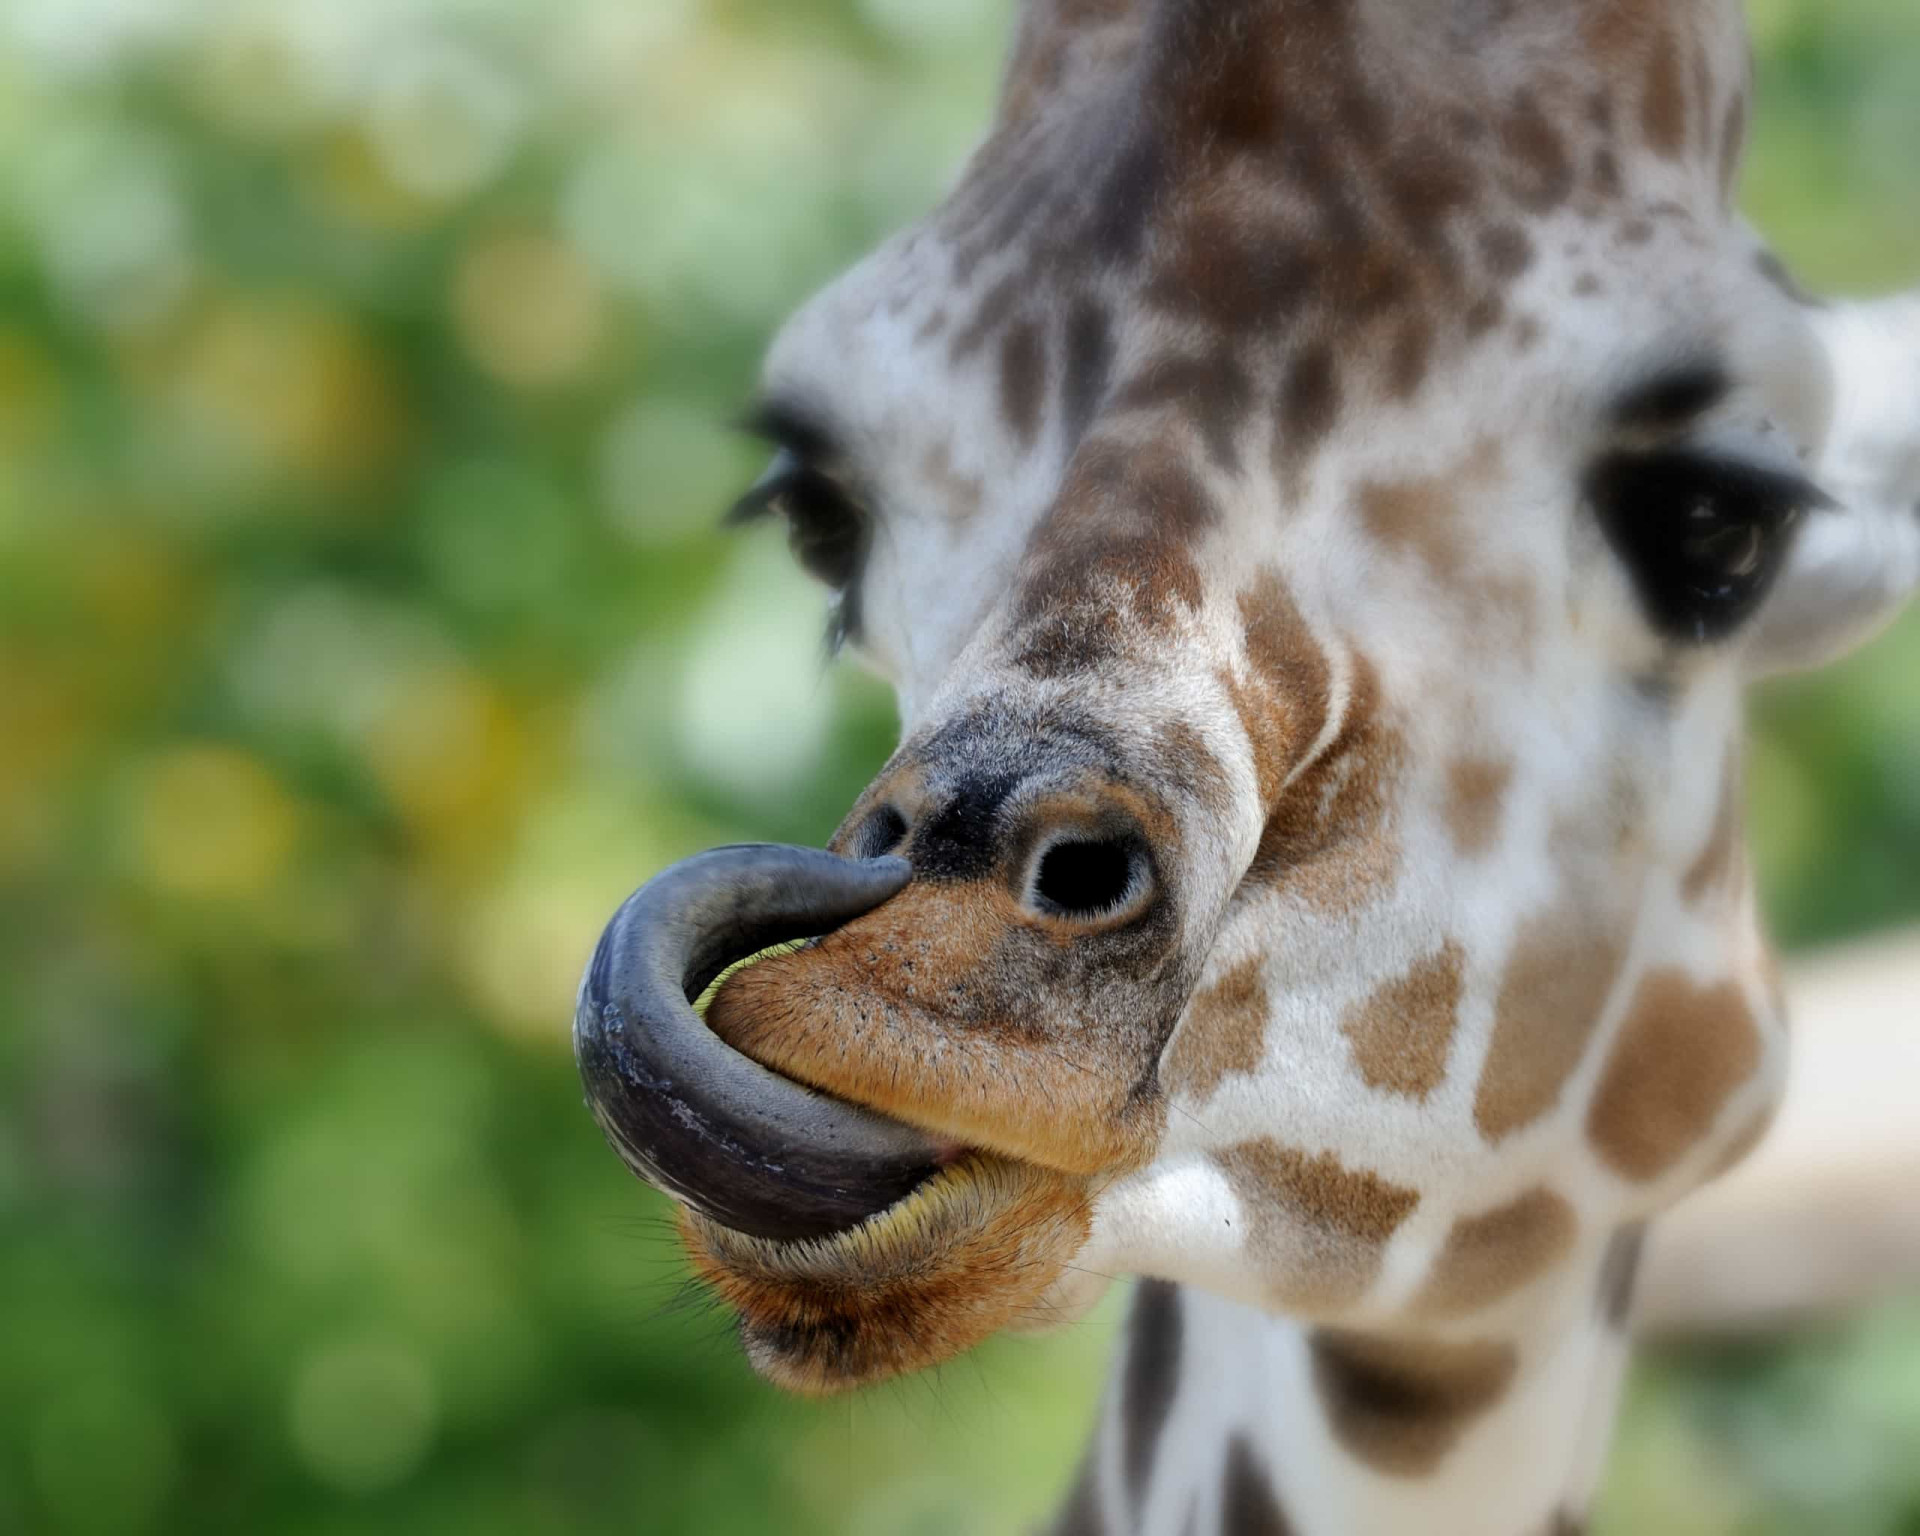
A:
681;1153;1093;1394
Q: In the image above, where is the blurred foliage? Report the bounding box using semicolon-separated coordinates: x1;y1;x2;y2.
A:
0;1;1914;1534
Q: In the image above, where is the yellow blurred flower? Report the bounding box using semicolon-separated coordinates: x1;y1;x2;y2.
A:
451;783;736;1043
309;126;442;234
0;647;83;876
127;743;302;901
452;229;608;390
359;658;530;867
164;294;410;491
0;327;64;453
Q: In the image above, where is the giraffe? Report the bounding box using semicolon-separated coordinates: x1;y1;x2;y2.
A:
572;1;1920;1531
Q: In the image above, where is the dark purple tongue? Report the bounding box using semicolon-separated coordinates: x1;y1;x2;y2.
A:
574;843;938;1242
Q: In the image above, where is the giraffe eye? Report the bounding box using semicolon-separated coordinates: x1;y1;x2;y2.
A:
1586;447;1831;643
727;442;874;649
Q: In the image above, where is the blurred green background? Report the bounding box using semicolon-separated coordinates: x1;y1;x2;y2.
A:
0;1;1915;1533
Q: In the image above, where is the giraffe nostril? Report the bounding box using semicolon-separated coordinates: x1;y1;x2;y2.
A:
852;804;909;859
1028;835;1147;923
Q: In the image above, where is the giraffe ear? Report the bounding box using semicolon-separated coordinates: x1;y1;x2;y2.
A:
1747;292;1920;675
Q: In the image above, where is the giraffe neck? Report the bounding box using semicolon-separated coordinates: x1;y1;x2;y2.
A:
1059;1230;1644;1536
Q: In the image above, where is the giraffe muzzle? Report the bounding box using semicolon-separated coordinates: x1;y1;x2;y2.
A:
573;843;941;1243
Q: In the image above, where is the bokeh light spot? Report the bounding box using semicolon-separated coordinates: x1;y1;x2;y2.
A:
453;230;608;390
288;1333;437;1495
676;539;836;803
597;395;748;546
366;38;522;201
127;744;301;902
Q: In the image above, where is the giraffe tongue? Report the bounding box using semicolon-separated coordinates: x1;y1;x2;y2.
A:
573;843;941;1243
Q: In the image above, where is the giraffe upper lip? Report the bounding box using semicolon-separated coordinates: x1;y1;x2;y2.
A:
573;843;943;1243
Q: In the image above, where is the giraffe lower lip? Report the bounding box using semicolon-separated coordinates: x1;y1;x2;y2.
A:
573;842;943;1244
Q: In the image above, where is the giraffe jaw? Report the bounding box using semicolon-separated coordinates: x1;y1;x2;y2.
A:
681;1151;1093;1394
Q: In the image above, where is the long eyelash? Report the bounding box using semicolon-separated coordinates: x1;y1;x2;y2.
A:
722;438;872;654
824;590;858;659
1657;450;1834;515
737;400;835;462
723;449;803;527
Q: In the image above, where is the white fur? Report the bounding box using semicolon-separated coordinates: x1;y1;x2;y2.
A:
1750;292;1920;672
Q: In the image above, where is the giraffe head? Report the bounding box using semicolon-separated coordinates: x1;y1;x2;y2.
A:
577;0;1920;1393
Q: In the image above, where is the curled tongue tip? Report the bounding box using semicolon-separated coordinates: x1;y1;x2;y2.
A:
574;842;935;1243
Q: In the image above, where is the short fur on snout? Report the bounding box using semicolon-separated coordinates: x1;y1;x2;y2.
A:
682;1154;1092;1393
704;879;1176;1176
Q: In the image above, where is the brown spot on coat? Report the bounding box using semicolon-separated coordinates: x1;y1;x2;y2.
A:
1479;224;1534;279
1595;1222;1647;1329
1414;1187;1578;1319
1308;1330;1518;1476
1387;319;1432;399
1243;652;1401;913
1276;342;1341;476
1359;476;1464;586
1590;147;1623;198
1115;351;1255;471
1218;1139;1419;1310
1165;956;1270;1102
1000;319;1047;448
1357;443;1518;592
1060;300;1114;449
1640;35;1688;159
1221;1436;1295;1535
1230;571;1333;807
1012;439;1212;676
950;273;1022;359
1123;1279;1183;1505
1689;36;1716;161
1586;970;1761;1181
1444;757;1511;856
1475;915;1625;1143
1341;943;1465;1101
1498;92;1574;211
1156;718;1232;813
1719;89;1748;203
